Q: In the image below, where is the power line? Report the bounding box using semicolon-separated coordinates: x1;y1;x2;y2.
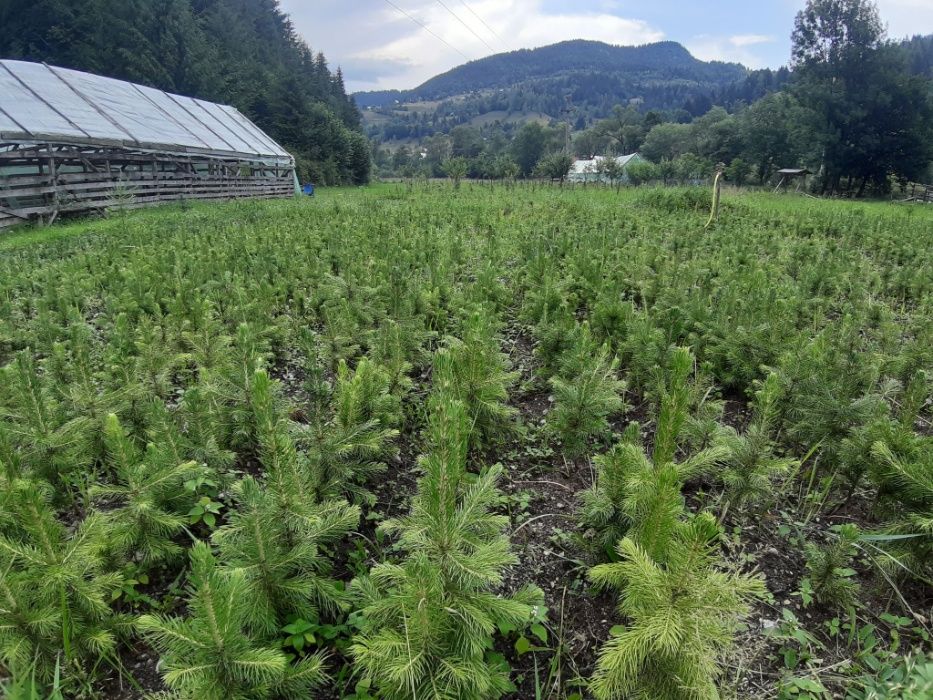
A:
457;0;509;50
381;0;471;61
434;0;496;54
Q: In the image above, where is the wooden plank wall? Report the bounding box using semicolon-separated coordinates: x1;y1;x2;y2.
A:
0;143;296;228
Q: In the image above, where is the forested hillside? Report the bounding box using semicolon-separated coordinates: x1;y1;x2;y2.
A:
357;40;751;140
0;0;369;184
358;40;745;108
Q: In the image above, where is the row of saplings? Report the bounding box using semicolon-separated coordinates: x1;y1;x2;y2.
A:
1;313;923;699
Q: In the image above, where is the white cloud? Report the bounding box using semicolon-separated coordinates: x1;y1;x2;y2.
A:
686;34;776;68
282;0;663;91
729;34;774;48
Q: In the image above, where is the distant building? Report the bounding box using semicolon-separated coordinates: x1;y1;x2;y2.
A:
567;153;644;184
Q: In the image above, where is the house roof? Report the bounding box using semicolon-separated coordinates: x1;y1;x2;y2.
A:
0;60;291;162
569;153;640;174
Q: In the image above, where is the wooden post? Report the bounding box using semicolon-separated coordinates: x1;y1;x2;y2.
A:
47;143;59;220
705;162;725;229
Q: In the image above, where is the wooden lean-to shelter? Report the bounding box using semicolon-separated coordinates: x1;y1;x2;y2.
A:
773;168;812;193
0;60;298;229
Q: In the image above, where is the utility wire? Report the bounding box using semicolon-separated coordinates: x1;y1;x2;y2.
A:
457;0;509;50
434;0;496;54
381;0;471;60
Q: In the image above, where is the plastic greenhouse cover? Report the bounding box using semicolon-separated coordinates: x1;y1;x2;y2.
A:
0;60;291;160
192;97;259;154
134;85;226;151
201;100;285;157
0;64;83;138
219;105;284;155
0;108;20;133
6;61;130;141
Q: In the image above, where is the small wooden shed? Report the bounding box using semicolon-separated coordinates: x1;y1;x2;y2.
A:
0;60;298;229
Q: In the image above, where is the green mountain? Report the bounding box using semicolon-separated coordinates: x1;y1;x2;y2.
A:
355;40;751;140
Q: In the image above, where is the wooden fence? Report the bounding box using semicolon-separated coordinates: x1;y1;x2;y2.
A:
1;143;296;228
904;181;933;203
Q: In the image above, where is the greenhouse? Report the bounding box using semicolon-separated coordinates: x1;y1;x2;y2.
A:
0;60;297;228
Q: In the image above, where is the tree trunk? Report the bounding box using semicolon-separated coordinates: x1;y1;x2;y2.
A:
856;175;868;198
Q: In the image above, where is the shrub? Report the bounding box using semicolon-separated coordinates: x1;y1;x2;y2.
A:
850;652;933;699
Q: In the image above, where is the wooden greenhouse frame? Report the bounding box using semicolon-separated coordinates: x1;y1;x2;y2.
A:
0;60;298;229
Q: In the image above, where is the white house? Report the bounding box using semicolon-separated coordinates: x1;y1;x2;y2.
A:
568;153;644;184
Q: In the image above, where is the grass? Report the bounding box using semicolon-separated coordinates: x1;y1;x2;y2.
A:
0;182;931;699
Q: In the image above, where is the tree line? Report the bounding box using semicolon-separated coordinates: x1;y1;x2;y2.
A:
0;0;370;185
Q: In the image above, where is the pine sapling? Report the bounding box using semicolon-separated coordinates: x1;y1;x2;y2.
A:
717;373;797;516
868;439;933;580
350;396;542;699
91;413;204;566
579;423;643;557
222;322;274;451
213;476;359;636
249;369;355;521
177;386;236;471
803;523;861;609
433;311;518;450
0;352;86;490
589;513;766;700
0;480;125;684
580;349;727;561
139;542;328;699
548;333;627;457
306;358;400;503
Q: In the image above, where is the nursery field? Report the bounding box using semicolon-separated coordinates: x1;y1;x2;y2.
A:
1;183;932;700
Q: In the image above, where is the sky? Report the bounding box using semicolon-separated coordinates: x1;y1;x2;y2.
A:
280;0;933;92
